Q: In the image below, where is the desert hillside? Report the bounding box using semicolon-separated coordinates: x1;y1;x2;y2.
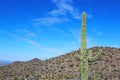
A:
0;47;120;80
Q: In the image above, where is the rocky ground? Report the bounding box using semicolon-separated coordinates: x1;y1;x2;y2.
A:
0;47;120;80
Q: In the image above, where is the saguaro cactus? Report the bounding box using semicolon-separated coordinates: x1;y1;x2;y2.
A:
80;12;102;80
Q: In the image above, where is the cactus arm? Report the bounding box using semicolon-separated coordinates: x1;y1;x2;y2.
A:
75;50;87;61
87;50;92;59
88;49;102;61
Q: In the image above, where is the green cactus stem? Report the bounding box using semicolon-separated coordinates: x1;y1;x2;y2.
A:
80;12;102;80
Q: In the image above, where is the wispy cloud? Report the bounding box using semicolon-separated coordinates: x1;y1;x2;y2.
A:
50;0;81;19
14;28;36;37
87;14;92;19
14;34;65;53
86;37;95;48
68;28;97;48
34;17;69;25
16;36;41;47
0;30;40;47
50;27;69;37
0;30;66;54
34;0;81;25
94;28;102;35
69;28;80;42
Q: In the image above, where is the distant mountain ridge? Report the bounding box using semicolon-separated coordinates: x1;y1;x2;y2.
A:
0;60;12;66
0;47;120;80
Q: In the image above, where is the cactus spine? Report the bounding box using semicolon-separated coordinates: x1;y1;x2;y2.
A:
80;12;102;80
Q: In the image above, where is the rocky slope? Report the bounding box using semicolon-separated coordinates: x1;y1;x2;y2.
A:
0;47;120;80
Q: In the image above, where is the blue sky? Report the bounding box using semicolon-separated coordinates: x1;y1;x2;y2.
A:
0;0;120;61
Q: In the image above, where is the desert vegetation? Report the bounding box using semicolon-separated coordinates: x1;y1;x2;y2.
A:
0;47;120;80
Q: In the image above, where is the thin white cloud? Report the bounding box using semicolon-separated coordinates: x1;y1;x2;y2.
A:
34;0;81;25
69;28;80;42
0;30;40;47
50;0;81;19
1;30;67;52
15;35;66;53
86;37;95;48
16;36;41;47
34;17;69;25
94;28;102;35
68;27;96;48
14;28;36;37
50;27;69;37
87;14;92;19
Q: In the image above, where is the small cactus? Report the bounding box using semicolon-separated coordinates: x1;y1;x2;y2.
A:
80;12;102;80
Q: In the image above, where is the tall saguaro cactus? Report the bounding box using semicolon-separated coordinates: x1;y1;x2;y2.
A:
80;12;102;80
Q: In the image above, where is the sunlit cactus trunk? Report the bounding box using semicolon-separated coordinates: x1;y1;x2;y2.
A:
80;12;88;80
80;12;102;80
